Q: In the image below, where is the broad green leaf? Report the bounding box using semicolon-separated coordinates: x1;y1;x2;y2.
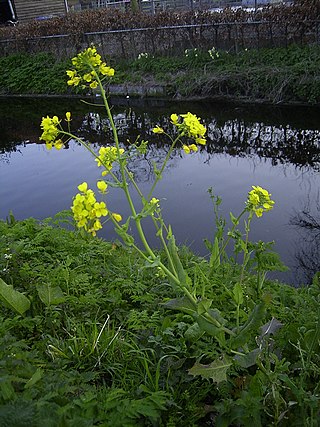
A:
195;314;225;345
184;323;203;341
231;302;265;349
24;368;43;389
0;278;30;315
233;282;244;305
197;298;212;315
37;284;65;306
0;380;15;401
188;357;232;383
207;308;227;326
162;296;196;315
234;348;261;368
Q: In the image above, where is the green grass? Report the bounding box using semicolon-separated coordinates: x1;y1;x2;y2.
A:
0;214;319;426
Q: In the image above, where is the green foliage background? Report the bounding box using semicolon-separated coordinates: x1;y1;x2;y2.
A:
0;45;320;104
0;217;319;426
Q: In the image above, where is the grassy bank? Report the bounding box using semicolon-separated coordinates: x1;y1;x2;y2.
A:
0;44;320;104
0;216;319;426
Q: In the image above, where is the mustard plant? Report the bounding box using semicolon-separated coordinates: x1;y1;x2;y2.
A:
39;46;276;381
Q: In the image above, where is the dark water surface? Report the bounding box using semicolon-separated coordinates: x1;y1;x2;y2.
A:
1;97;319;285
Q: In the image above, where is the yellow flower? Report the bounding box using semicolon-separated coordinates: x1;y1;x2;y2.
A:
54;140;64;150
97;180;108;193
246;186;275;217
112;213;122;222
183;144;198;154
152;126;164;134
150;197;159;205
180;112;206;141
65;112;71;122
95;146;124;175
93;201;108;217
90;81;98;89
83;73;93;82
99;63;115;77
78;182;88;193
183;145;190;154
40;115;60;145
196;137;206;145
170;113;179;125
66;46;115;89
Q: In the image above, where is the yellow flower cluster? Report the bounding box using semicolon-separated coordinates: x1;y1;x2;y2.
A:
95;146;124;176
40;112;71;150
66;46;115;89
246;186;275;217
71;182;108;236
152;112;206;155
40;115;61;149
71;181;122;236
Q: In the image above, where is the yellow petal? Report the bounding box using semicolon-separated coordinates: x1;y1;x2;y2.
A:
78;182;88;193
112;213;122;222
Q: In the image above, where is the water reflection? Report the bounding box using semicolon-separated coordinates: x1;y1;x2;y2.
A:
0;97;319;285
290;195;320;284
75;108;320;174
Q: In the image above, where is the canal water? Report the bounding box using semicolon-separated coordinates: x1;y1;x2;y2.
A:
0;97;319;286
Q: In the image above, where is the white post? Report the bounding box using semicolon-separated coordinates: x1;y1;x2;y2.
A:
64;0;70;12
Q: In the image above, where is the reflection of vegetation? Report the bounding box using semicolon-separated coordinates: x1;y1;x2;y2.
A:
3;99;319;174
290;197;320;284
78;108;320;173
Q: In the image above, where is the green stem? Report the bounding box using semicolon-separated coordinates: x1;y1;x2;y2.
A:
239;212;253;285
210;208;247;268
147;133;180;200
60;131;121;186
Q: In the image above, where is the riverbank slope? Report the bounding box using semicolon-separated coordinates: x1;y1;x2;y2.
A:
0;44;320;105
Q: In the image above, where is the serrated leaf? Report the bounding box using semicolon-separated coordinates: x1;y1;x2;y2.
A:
0;278;30;315
37;284;65;306
188;357;231;383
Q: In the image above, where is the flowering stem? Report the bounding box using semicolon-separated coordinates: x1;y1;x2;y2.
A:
147;133;179;201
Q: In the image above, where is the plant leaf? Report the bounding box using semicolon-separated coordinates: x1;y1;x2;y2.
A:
234;348;261;368
231;302;266;349
162;296;196;315
188;356;232;383
24;368;43;389
0;278;30;315
36;284;65;306
209;236;220;269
